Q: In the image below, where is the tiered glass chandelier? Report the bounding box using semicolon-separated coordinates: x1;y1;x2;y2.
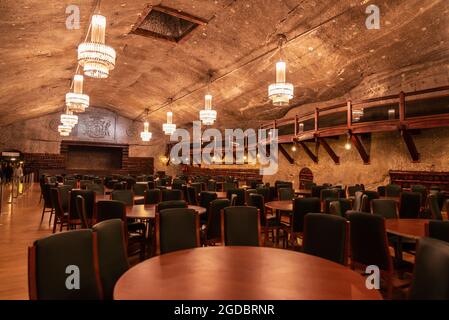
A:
163;112;176;135
78;14;116;79
199;94;217;125
60;106;78;128
66;74;89;113
268;35;294;106
58;124;72;137
140;109;152;142
352;108;364;122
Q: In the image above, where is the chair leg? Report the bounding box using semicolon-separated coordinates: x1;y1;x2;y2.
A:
52;217;57;233
40;207;46;223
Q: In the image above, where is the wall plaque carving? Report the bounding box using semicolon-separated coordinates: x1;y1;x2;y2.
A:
75;111;116;141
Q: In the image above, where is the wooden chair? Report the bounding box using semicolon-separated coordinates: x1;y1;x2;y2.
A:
221;206;262;247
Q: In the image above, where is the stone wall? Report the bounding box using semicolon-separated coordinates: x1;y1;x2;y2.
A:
263;127;449;190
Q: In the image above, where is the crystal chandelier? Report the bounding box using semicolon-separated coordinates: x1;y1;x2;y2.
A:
199;94;217;125
58;124;72;137
60;107;78;128
78;14;116;79
66;75;89;113
268;35;294;106
163;112;176;135
140;109;152;142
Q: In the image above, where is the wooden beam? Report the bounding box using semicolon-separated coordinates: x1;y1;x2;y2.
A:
401;129;420;162
319;138;340;164
279;144;294;164
350;134;370;164
299;141;318;163
347;101;352;129
399;91;405;122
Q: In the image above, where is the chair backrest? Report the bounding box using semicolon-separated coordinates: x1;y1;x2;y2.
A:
303;213;349;265
399;192;421;219
291;197;321;233
329;201;341;216
248;193;266;225
144;189;161;204
199;191;218;221
427;221;449;244
86;183;105;195
156;208;199;255
278;188;294;201
347;212;393;272
347;185;363;197
361;191;379;212
377;186;386;197
409;237;449;300
50;188;65;220
80;180;93;189
256;187;271;203
221;206;261;246
411;185;427;206
92;219;129;300
132;183;148;196
353;191;363;211
162;189;183;201
186;186;198;205
385;184;402;197
223;182;236;191
69;190;95;222
28;230;102;300
226;189;245;206
428;195;443;220
111;190;134;206
191;182;203;195
372;199;397;219
76;195;89;229
157;200;187;212
96;200;126;223
42;184;53;209
320;188;339;202
207;180;216;191
207;199;230;242
324;197;339;214
230;194;238;206
311;185;325;198
64;179;78;189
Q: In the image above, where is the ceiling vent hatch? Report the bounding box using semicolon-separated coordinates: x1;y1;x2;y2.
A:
131;5;207;43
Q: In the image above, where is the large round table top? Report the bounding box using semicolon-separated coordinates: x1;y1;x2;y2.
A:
385;219;429;240
125;204;206;219
265;200;293;211
114;246;382;300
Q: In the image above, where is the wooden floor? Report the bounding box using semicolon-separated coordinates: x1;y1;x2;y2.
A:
0;183;52;300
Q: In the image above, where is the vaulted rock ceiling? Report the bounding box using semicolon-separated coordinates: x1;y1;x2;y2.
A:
1;0;448;140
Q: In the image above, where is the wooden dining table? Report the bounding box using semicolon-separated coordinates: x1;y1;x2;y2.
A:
114;246;382;300
295;189;312;197
385;218;429;240
265;200;293;212
126;204;207;220
95;194;145;204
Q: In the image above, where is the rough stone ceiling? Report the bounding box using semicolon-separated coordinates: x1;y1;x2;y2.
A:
1;0;448;137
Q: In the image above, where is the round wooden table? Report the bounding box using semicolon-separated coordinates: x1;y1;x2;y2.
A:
114;246;382;300
126;204;207;220
96;194;144;204
295;189;312;197
385;219;429;240
214;191;227;199
265;200;293;212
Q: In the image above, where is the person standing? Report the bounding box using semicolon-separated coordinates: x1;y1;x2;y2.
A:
5;164;13;183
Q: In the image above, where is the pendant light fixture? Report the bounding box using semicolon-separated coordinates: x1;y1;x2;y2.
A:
78;4;116;79
162;98;177;135
140;108;152;142
58;124;72;137
344;133;352;150
199;73;217;126
66;74;89;113
268;34;294;106
60;106;78;128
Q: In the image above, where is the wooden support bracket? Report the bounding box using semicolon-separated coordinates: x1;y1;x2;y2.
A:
319;137;340;164
299;141;318;163
279;144;294;164
350;134;370;164
401;129;420;162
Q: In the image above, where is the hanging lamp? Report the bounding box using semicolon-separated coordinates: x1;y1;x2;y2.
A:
65;74;89;113
268;34;294;106
78;11;116;79
140;108;152;142
199;73;217;125
162;99;177;135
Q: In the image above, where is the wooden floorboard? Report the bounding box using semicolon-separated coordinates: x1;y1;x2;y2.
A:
0;183;52;300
